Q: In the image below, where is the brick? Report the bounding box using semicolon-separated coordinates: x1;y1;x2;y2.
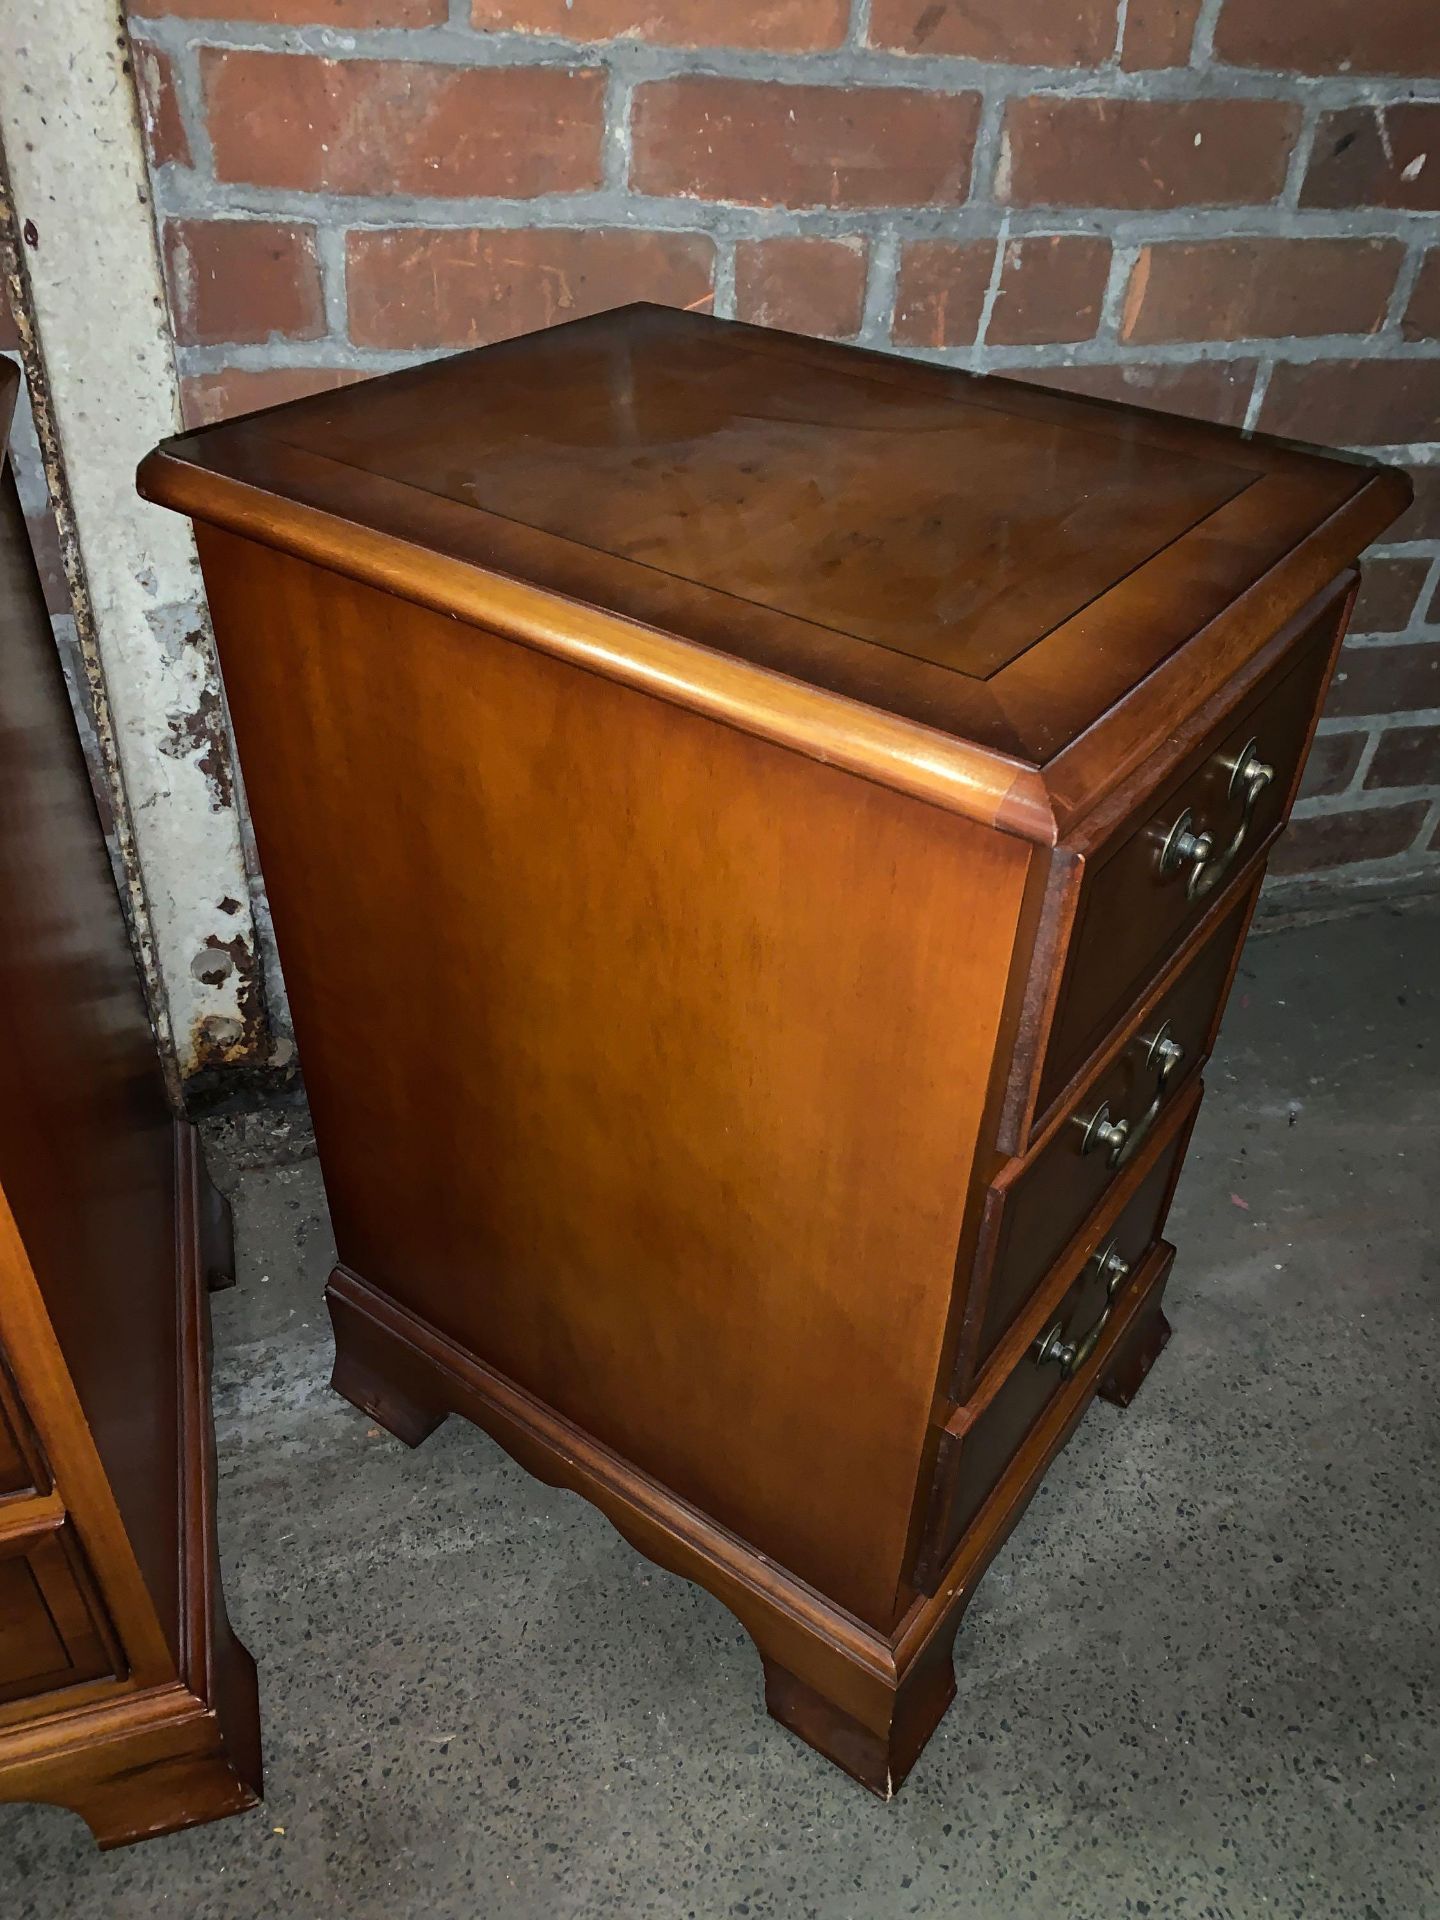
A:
1303;105;1440;211
133;43;190;170
204;52;605;197
1214;0;1440;78
163;220;325;347
180;365;369;430
999;97;1299;209
1006;358;1259;428
133;0;445;20
892;242;989;349
347;228;714;350
1325;639;1440;717
734;237;866;340
470;0;847;46
894;235;1110;349
1260;360;1440;446
631;78;980;209
1364;723;1440;789
1403;254;1440;343
989;235;1111;346
1269;801;1430;873
1119;0;1204;69
868;0;1114;64
1390;464;1440;541
1297;730;1366;800
1351;556;1432;633
1120;239;1403;344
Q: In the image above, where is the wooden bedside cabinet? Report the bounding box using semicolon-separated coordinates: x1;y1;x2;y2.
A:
140;307;1408;1797
0;365;261;1844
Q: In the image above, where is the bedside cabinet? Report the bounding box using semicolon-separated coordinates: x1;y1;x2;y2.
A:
0;364;261;1845
140;307;1407;1796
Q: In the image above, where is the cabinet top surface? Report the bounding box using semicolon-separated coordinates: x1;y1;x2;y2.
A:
142;306;1406;824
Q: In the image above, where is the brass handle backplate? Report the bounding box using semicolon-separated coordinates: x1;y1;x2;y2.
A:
1075;1021;1185;1170
1033;1238;1133;1379
1159;736;1275;902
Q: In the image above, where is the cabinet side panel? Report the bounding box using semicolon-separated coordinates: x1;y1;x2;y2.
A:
200;531;1029;1629
0;462;180;1662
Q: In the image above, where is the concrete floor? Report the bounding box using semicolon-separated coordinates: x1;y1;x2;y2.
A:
4;902;1438;1920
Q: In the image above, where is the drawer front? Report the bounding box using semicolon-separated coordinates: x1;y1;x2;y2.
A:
962;894;1248;1389
0;1357;42;1500
925;1142;1185;1578
0;1409;30;1499
0;1527;116;1707
1037;588;1344;1113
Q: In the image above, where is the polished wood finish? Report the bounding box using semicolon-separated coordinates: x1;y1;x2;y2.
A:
0;1364;39;1500
1038;583;1348;1108
140;308;1409;1795
185;538;1028;1628
0;1531;115;1706
963;887;1256;1387
0;364;261;1846
920;1083;1200;1584
139;305;1406;842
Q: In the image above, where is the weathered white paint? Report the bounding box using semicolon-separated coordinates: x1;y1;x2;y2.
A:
0;2;278;1080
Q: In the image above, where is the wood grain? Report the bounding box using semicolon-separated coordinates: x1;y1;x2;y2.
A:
139;305;1410;838
200;532;1032;1629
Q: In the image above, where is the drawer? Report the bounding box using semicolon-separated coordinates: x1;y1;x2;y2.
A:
0;1408;30;1499
958;894;1249;1394
921;1137;1187;1584
0;1526;116;1707
1036;583;1347;1114
0;1356;44;1500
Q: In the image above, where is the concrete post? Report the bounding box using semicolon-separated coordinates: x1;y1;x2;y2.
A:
0;3;283;1094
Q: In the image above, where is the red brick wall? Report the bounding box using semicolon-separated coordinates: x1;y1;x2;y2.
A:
126;0;1440;902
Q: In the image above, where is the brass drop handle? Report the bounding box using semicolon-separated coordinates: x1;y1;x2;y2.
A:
1033;1239;1132;1379
1075;1022;1185;1170
1159;737;1275;902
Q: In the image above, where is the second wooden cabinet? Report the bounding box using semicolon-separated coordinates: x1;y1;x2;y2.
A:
0;363;261;1847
